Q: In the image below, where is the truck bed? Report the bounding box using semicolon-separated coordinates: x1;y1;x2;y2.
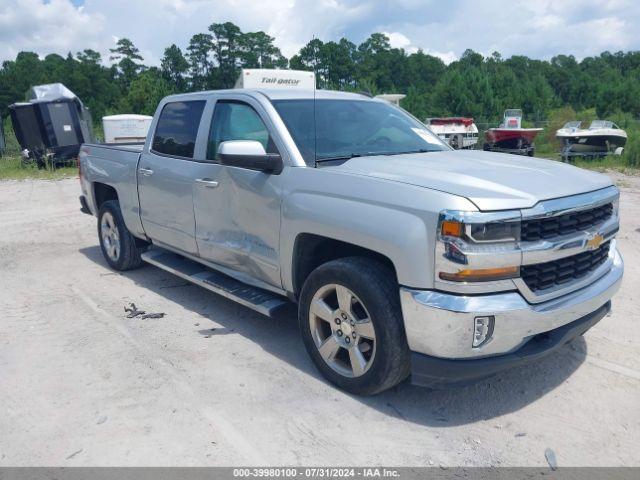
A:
79;141;146;238
83;142;144;152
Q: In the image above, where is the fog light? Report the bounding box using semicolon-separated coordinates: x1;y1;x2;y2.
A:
473;316;494;348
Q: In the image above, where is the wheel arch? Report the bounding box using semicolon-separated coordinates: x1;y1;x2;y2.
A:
93;182;118;210
291;233;398;299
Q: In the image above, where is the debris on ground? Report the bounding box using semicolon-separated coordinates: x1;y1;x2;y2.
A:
124;303;145;318
124;303;164;319
515;432;527;437
96;415;108;425
545;448;558;471
65;448;83;460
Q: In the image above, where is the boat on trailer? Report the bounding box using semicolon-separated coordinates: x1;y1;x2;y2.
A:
556;120;627;157
426;117;478;149
484;109;542;156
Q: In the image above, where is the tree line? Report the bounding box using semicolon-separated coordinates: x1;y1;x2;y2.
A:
1;21;639;125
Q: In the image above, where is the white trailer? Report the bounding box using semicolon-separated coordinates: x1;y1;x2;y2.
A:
234;69;316;90
102;114;153;144
375;94;406;106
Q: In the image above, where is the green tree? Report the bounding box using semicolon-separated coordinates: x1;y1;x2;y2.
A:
209;22;244;88
161;44;189;91
109;38;145;88
119;68;172;115
240;31;287;69
186;33;213;90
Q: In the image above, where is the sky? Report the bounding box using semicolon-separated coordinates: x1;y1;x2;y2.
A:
0;0;638;66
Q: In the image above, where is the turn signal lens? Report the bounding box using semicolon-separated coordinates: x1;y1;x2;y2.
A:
439;266;519;282
441;220;463;237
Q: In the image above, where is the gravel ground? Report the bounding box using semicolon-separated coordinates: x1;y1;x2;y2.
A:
0;174;639;467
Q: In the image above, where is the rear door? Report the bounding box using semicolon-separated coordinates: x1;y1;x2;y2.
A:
137;100;207;255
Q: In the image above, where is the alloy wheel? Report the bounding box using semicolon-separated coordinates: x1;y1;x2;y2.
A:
308;283;376;378
100;211;121;262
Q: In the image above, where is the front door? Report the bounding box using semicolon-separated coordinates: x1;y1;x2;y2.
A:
138;100;206;255
194;98;284;288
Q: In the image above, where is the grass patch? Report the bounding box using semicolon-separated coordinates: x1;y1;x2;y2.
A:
534;151;640;175
0;155;78;180
1;117;79;180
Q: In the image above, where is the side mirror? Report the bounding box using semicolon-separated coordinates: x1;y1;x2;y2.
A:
218;140;283;174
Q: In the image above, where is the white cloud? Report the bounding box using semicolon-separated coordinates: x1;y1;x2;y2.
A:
426;50;458;65
387;0;638;61
0;0;638;66
384;31;411;49
0;0;106;61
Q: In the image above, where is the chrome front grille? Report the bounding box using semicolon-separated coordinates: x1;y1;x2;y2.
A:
521;203;613;241
521;241;611;293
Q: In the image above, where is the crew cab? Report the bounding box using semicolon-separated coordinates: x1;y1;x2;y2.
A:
79;88;623;394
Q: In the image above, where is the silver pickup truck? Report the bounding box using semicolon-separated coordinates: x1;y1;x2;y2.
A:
79;89;623;395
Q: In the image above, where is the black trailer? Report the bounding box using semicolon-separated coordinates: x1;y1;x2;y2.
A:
0;117;6;156
9;83;93;167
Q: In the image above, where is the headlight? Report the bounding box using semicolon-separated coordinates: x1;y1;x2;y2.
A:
440;219;520;243
437;211;521;283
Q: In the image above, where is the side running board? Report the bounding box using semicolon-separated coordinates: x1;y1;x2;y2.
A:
141;248;290;317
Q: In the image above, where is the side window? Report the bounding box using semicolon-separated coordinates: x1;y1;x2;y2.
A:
207;101;277;161
152;101;205;158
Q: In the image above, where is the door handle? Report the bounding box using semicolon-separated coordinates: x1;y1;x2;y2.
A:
195;178;219;188
139;167;154;176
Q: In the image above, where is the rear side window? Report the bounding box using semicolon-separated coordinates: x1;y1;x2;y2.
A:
152;101;205;158
207;101;277;161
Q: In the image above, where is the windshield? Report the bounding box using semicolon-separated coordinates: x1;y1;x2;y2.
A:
272;99;449;165
589;120;613;130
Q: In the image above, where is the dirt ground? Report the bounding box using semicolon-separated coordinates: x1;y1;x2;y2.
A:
0;173;639;467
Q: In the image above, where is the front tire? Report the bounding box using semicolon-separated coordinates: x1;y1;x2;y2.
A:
299;257;410;395
98;200;146;271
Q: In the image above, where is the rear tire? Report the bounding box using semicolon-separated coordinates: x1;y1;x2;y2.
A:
98;200;146;271
298;257;410;395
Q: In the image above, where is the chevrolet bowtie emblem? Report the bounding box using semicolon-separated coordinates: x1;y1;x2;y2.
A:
586;234;604;250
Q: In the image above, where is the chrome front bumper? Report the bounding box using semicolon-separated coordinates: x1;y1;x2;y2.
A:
400;246;623;359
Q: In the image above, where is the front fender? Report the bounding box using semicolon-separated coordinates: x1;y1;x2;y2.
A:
279;168;477;292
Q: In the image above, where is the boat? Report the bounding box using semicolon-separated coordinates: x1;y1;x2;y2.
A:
426;117;478;149
556;120;627;155
484;109;542;156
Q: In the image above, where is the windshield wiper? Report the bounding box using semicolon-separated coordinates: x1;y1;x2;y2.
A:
387;149;433;155
315;153;364;163
315;149;433;165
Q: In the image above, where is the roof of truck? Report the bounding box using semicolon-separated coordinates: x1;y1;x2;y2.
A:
164;88;377;102
254;89;374;101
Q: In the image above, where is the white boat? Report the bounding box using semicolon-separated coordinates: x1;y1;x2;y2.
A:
426;117;478;149
556;120;627;155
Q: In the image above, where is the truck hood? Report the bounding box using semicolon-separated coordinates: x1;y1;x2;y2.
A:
326;150;613;211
